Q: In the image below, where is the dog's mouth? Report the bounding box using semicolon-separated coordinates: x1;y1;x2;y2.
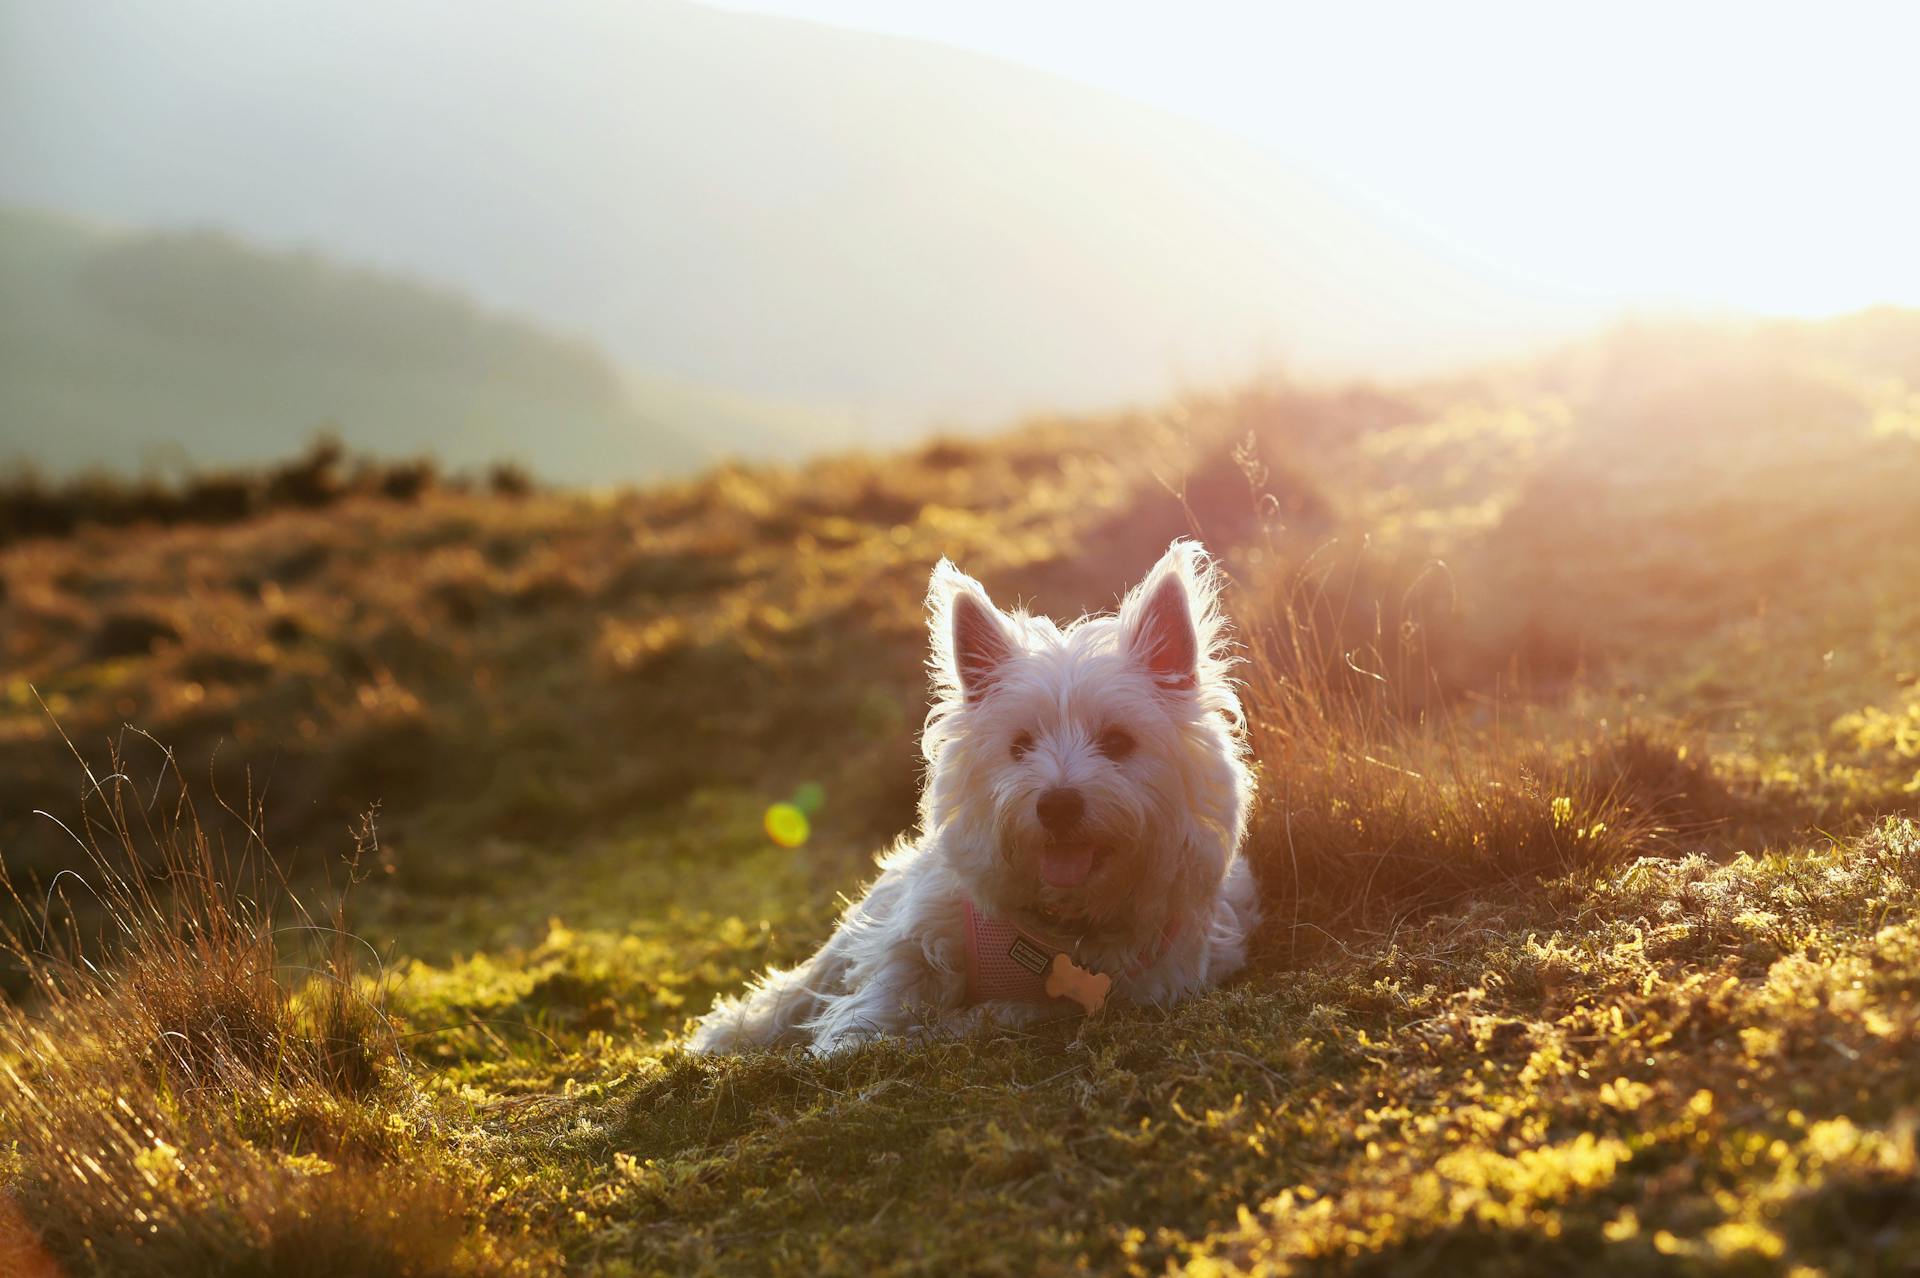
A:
1038;842;1102;889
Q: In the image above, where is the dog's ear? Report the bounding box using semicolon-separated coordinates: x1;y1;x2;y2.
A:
1121;540;1221;693
928;559;1016;704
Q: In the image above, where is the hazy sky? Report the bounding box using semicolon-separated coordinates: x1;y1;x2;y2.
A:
7;0;1915;472
707;0;1920;318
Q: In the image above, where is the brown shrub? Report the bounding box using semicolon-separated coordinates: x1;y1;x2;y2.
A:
87;608;181;659
374;458;439;502
179;648;274;685
265;436;348;509
487;461;534;498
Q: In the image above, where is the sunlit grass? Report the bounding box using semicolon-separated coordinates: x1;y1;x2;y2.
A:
4;314;1920;1270
0;738;553;1274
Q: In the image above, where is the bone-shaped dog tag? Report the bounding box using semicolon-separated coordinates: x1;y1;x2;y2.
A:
1045;953;1112;1013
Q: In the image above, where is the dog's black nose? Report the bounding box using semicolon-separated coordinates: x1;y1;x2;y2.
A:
1036;787;1085;835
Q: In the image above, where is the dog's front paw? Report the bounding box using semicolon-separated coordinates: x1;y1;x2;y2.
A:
684;1015;737;1056
807;1026;879;1057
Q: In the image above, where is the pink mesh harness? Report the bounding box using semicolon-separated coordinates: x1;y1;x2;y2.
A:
961;898;1176;1004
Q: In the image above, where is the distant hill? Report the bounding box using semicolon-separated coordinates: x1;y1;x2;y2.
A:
0;207;847;481
0;0;1590;449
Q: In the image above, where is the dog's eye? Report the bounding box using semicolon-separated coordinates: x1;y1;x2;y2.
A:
1010;731;1034;761
1096;727;1136;760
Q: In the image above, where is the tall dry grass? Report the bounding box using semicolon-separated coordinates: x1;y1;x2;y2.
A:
0;729;541;1276
1230;507;1728;961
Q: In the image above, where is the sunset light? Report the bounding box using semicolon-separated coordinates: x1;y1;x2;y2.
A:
715;0;1920;318
5;3;1920;1273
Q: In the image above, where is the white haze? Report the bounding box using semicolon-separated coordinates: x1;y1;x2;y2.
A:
6;0;1907;461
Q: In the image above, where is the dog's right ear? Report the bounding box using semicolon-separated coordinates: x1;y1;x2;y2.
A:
928;559;1016;704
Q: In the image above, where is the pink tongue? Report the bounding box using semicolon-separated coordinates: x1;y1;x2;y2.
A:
1039;844;1095;888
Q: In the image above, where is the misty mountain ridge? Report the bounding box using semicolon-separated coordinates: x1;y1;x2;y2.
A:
0;206;852;481
0;0;1602;472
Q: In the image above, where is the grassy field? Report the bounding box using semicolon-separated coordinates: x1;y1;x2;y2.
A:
4;312;1920;1275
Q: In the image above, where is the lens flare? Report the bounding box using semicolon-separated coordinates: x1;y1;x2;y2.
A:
791;781;826;814
764;802;810;848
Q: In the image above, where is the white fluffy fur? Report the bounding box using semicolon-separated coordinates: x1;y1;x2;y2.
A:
688;540;1258;1054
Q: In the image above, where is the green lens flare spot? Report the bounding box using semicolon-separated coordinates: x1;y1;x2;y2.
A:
791;782;826;814
764;802;810;848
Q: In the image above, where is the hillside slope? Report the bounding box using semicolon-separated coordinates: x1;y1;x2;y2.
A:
3;314;1920;1273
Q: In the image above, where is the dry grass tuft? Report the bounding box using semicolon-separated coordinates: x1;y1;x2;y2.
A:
1238;553;1689;953
0;733;544;1275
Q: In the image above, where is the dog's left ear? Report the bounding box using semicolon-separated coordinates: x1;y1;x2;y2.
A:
927;558;1018;704
1121;540;1219;693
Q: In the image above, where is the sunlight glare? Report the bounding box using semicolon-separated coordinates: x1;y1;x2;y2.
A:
706;0;1920;318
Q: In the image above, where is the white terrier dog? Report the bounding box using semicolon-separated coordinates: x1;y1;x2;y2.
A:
689;540;1258;1054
